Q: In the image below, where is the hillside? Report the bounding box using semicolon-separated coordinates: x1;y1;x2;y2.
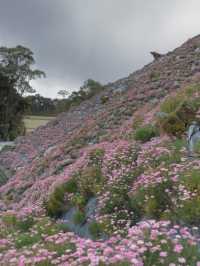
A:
1;35;200;265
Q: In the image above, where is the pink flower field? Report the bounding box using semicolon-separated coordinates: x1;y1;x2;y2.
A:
1;35;200;265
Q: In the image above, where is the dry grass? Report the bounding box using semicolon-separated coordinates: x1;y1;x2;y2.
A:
23;116;56;133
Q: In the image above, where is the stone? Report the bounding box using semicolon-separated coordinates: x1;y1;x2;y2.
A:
155;112;169;119
70;150;80;159
195;47;200;53
61;158;75;166
151;51;163;60
187;121;200;157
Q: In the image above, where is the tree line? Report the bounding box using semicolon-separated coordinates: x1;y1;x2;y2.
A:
26;79;104;116
0;45;104;140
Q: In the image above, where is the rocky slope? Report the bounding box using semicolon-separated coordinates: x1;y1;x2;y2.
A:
1;35;200;265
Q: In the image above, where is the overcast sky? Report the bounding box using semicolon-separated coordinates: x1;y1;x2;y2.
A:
0;0;200;98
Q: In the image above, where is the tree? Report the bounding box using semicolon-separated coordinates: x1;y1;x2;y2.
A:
0;45;45;96
81;79;103;94
25;94;56;115
57;89;69;99
0;73;27;140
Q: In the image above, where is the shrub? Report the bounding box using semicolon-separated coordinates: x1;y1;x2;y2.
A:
100;95;109;104
158;93;197;136
193;140;200;154
71;193;87;209
180;169;200;193
150;71;160;82
88;148;105;166
46;179;77;217
175;197;200;225
88;221;103;239
46;242;76;257
185;83;200;96
56;223;70;233
62;179;78;193
15;234;41;249
160;113;185;136
74;166;105;197
160;95;183;114
130;180;174;220
175;100;197;124
134;124;158;142
73;210;86;225
16;216;35;232
132;115;144;130
2;213;17;227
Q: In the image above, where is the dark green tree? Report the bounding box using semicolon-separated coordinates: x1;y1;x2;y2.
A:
0;45;45;96
57;89;69;99
0;73;27;140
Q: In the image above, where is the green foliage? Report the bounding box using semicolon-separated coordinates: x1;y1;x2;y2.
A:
73;210;86;225
159;113;185;136
35;261;53;266
158;92;197;136
46;242;75;257
176;100;197;123
71;193;87;209
88;148;105;166
130;180;174;221
55;223;70;233
175;197;200;225
25;94;57;116
15;233;41;249
132;115;144;130
194;140;200;154
100;95;109;104
181;169;200;191
74;166;105;198
148;138;185;169
0;45;45;95
185;83;200;96
16;216;35;232
143;236;200;266
89;221;103;239
0;73;27;140
101;170;142;229
46;180;77;218
160;95;183;114
8;118;26;140
46;164;104;217
62;179;78;193
2;213;17;227
32;217;64;236
57;89;69;99
134;124;158;142
130;168;200;226
0;168;8;186
150;71;160;82
2;213;35;232
63;79;104;110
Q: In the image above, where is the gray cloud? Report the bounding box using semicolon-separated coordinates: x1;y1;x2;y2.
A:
0;0;200;98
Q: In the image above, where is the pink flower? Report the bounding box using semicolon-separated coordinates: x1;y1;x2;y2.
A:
18;256;25;266
174;244;183;253
159;251;167;257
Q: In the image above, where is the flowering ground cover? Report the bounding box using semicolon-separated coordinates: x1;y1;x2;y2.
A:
2;36;200;265
1;127;200;265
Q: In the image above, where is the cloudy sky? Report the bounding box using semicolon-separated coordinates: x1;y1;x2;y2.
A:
0;0;200;98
